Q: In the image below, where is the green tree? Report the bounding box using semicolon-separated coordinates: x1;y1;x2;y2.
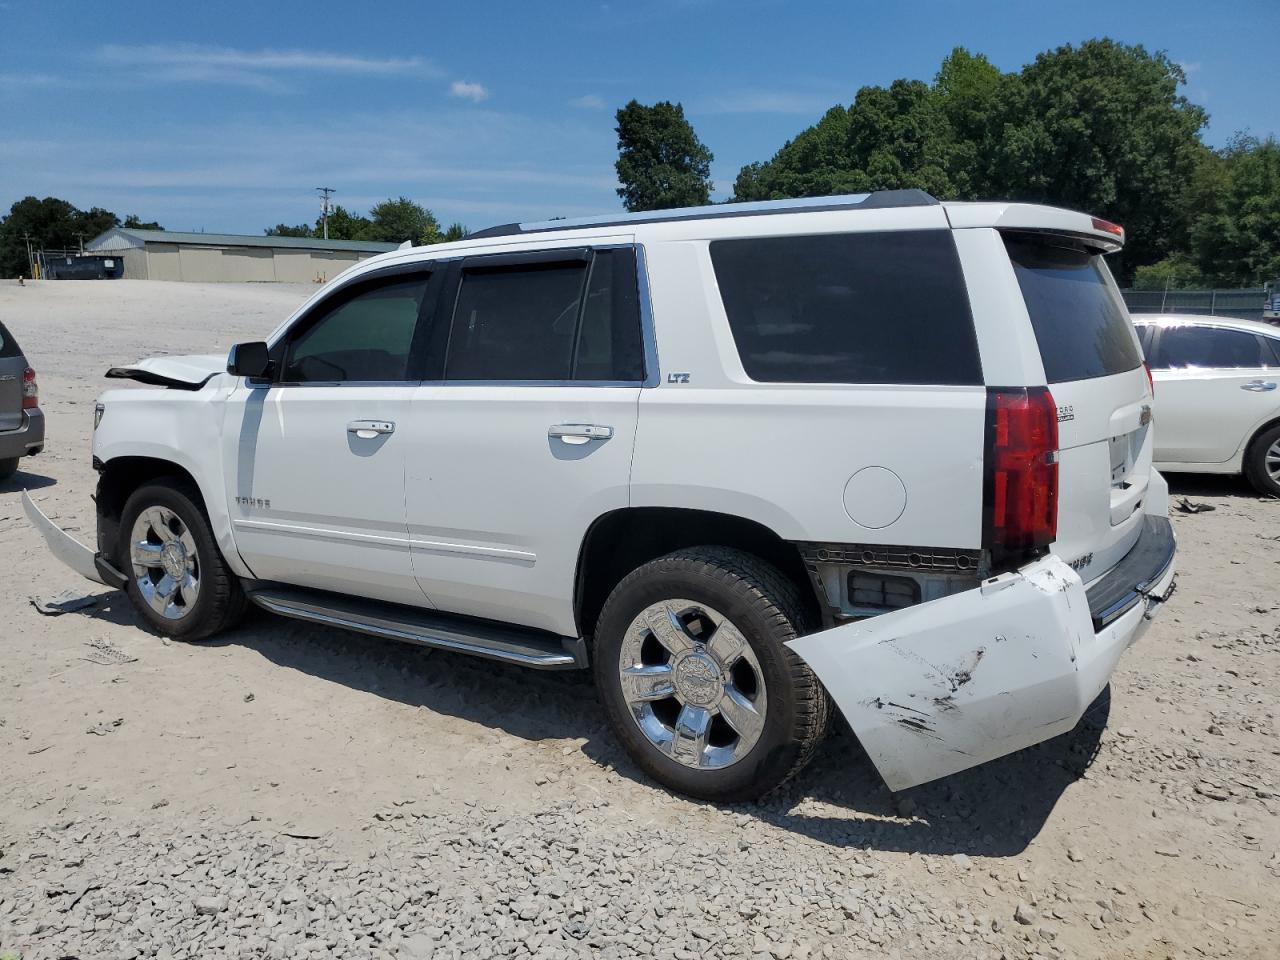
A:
265;223;316;238
123;214;164;230
615;100;714;211
365;197;442;245
441;222;469;242
1131;256;1205;290
318;205;373;241
0;196;121;277
988;39;1210;277
1182;136;1280;286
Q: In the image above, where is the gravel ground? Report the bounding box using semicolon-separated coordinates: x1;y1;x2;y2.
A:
1;279;1277;960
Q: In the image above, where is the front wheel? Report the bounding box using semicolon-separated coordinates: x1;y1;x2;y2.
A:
1243;423;1280;497
118;480;247;641
593;547;830;801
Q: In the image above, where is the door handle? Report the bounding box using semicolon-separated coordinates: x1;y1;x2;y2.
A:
347;420;395;438
548;423;613;444
1241;381;1277;392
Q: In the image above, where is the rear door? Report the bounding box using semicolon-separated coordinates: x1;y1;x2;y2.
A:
1002;236;1151;583
403;244;646;637
0;321;25;432
1146;323;1280;464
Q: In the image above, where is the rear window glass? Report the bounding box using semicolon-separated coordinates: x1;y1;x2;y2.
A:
709;231;982;385
1004;238;1141;383
0;321;20;359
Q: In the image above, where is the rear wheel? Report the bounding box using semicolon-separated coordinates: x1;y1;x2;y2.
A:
118;480;247;641
0;457;18;481
1243;423;1280;497
593;546;830;801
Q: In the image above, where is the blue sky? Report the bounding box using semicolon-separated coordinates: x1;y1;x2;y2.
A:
2;0;1277;235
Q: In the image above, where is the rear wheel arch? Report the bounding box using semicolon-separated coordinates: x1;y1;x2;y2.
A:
573;507;820;643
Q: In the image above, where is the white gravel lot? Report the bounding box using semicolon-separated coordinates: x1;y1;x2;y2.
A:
1;279;1277;960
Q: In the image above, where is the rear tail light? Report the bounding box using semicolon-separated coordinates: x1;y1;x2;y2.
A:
1091;216;1125;241
983;387;1059;565
1144;361;1154;398
22;367;38;410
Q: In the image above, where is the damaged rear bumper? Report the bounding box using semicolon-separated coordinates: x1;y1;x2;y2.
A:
789;516;1176;792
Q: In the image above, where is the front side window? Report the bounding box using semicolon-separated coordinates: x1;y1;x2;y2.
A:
709;230;982;385
283;274;429;383
1151;326;1277;370
445;249;644;382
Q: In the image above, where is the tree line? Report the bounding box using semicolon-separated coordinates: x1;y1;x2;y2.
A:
614;39;1280;288
0;195;467;277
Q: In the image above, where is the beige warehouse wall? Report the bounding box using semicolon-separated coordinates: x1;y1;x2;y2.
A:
222;247;276;282
273;250;317;284
147;244;182;281
121;248;149;280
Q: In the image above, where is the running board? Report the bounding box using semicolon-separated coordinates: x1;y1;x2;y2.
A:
245;585;585;670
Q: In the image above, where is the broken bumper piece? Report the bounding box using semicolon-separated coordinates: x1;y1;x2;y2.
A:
22;491;128;589
789;516;1176;792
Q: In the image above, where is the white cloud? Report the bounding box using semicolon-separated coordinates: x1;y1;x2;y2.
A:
450;80;489;102
570;94;606;109
95;44;439;89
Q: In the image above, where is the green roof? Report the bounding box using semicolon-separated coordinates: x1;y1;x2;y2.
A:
87;227;397;254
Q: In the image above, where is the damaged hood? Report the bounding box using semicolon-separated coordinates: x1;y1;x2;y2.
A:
105;354;226;389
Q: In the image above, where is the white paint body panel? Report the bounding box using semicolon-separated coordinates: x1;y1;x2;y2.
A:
220;382;427;607
403;384;640;636
1135;315;1280;473
790;551;1175;791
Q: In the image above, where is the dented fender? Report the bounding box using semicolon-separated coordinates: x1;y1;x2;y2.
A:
789;556;1126;791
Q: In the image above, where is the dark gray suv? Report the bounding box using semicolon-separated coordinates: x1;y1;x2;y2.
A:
0;319;43;480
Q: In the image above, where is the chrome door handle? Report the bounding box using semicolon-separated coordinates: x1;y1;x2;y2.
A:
347;420;395;438
1241;381;1277;392
548;423;613;444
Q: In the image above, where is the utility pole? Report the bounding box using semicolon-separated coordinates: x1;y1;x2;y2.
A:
21;232;34;277
315;186;335;240
74;232;87;255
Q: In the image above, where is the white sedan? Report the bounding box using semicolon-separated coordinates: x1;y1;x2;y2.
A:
1134;314;1280;496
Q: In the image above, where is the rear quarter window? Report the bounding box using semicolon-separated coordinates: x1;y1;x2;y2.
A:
709;230;982;386
0;321;21;359
1004;237;1141;383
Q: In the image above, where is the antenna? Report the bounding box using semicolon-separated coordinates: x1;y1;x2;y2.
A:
316;186;336;240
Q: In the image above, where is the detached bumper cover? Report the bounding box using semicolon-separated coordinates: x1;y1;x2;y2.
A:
21;491;127;588
789;517;1176;791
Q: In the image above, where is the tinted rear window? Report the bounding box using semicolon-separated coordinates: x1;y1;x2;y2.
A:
1151;325;1278;369
1004;237;1141;383
709;230;982;385
0;321;20;359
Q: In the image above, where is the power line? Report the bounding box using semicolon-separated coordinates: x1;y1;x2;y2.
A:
315;187;336;240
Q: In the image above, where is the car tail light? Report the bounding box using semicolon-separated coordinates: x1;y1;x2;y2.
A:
1144;361;1154;397
1091;216;1125;241
983;387;1059;564
22;366;38;410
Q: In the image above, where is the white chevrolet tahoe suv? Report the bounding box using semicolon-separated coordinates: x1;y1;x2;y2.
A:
27;190;1177;801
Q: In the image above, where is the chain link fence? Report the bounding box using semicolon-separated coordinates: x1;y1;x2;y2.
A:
1120;287;1266;321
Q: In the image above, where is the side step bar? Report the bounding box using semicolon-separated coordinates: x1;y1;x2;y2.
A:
245;585;586;670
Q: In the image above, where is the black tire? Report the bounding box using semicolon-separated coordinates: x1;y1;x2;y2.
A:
593;546;830;802
118;479;247;641
1243;423;1280;497
0;457;18;481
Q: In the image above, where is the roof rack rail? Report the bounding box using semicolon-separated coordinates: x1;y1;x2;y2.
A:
467;189;939;240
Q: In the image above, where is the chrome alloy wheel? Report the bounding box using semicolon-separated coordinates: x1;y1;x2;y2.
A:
129;506;200;620
1267;438;1280;483
618;600;768;770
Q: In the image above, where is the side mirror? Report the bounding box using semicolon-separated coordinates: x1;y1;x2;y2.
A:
227;341;271;379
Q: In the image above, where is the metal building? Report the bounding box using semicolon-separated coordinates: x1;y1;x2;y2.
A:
84;228;396;283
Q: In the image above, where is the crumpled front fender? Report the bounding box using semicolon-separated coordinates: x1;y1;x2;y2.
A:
789;556;1107;791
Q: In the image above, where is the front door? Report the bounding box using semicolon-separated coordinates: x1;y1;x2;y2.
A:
403;244;647;637
1149;323;1280;464
223;270;436;606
